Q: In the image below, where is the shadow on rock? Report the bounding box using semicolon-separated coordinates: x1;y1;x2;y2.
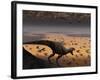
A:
23;48;57;69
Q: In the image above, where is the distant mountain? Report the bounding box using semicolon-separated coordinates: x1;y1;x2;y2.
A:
47;32;90;37
67;34;90;37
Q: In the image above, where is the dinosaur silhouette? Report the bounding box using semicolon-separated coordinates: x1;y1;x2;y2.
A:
25;40;75;66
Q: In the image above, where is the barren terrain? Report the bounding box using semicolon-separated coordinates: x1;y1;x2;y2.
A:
23;33;90;68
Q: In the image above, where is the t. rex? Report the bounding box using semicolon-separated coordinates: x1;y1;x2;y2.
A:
25;40;75;66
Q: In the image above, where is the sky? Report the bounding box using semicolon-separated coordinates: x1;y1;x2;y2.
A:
23;10;90;35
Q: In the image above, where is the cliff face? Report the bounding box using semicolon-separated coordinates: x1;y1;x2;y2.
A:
23;10;90;24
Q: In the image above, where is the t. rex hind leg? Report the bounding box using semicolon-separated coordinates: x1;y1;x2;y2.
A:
48;53;55;63
56;55;63;66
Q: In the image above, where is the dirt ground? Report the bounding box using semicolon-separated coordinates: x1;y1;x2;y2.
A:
23;33;91;67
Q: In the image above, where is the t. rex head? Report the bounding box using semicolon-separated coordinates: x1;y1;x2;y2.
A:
70;47;75;51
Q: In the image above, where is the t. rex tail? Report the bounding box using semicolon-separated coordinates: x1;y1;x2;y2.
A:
23;40;53;47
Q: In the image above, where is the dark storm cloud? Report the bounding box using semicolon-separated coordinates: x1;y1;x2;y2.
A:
23;10;90;25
